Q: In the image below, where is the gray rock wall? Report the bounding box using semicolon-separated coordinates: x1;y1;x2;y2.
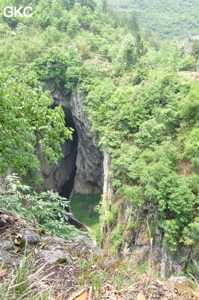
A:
101;151;194;279
37;139;77;192
69;93;103;194
38;87;103;196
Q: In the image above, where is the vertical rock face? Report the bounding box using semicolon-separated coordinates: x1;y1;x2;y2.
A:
69;93;103;194
103;151;113;200
38;88;103;197
37;138;77;193
101;152;192;280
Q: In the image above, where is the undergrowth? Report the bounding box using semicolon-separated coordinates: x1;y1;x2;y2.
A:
0;253;52;300
0;174;86;240
71;193;101;242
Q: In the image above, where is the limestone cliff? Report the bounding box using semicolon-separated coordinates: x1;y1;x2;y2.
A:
101;151;197;279
35;88;195;280
37;87;103;198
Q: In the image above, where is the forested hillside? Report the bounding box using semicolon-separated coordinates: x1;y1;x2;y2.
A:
109;0;199;39
1;0;199;289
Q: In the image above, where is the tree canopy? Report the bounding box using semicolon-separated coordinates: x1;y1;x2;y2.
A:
109;0;199;39
0;76;73;176
0;0;199;258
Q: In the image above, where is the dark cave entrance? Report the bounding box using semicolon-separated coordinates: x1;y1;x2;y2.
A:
59;166;77;199
47;99;103;230
58;118;85;229
59;117;78;200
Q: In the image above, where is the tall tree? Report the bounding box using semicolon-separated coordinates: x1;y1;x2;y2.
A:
0;76;72;176
102;0;108;12
117;34;136;68
191;40;199;62
128;11;140;34
136;33;144;59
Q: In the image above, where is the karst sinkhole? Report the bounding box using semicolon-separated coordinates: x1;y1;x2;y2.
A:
52;104;103;229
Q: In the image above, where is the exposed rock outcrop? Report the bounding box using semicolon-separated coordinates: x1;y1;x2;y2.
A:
101;151;198;280
0;209;40;266
0;210;103;266
38;87;103;197
56;91;103;195
37;138;77;193
1;209;199;300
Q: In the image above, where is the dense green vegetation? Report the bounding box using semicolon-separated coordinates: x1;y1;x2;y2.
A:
0;75;72;176
71;193;101;241
108;0;199;39
0;0;199;262
71;193;100;228
86;62;199;252
0;174;84;239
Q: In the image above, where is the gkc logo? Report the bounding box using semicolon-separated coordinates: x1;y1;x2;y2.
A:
3;6;33;17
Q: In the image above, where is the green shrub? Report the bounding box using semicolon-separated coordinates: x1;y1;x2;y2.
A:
0;175;85;239
179;57;196;71
110;224;123;252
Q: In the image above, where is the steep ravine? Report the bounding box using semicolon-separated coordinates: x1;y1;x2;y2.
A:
37;88;195;280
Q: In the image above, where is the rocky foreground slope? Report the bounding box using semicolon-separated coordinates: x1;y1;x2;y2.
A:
1;209;199;300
